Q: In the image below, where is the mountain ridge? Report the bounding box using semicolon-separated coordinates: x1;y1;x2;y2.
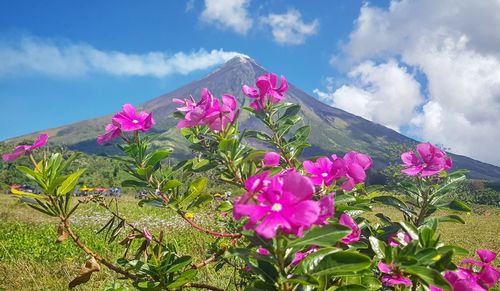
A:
5;56;500;180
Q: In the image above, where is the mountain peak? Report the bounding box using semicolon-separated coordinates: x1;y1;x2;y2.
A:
223;54;263;70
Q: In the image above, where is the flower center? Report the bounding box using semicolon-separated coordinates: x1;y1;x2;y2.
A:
132;119;139;124
271;203;282;212
321;172;329;177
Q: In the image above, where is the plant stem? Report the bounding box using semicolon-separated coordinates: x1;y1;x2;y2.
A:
177;211;241;238
265;113;294;168
60;216;141;281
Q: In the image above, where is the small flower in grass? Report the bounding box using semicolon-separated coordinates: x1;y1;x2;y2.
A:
185;212;194;219
256;248;270;256
401;142;452;177
378;261;412;286
263;152;281;167
143;228;153;241
242;72;288;111
2;133;48;161
338;213;360;244
233;170;321;239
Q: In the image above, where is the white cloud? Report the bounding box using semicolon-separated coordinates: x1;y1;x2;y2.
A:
314;60;423;131
200;0;253;35
185;0;195;12
0;36;245;78
327;0;500;166
261;9;319;45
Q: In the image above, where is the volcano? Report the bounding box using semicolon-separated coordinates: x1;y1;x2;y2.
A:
6;56;500;180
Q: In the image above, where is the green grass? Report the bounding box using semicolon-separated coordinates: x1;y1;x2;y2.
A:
0;194;498;290
0;194;235;290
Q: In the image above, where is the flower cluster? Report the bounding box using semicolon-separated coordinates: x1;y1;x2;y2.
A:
438;249;500;291
97;104;155;144
242;73;288;111
233;169;333;239
401;142;452;177
174;88;238;132
2;133;48;161
303;151;372;191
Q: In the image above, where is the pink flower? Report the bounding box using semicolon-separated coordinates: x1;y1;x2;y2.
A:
378;262;412;287
233;170;321;239
303;157;338;186
173;94;208;128
459;249;500;289
2;134;48;161
315;194;334;225
444;268;486;291
256;248;270;256
203;94;238;132
97;121;121;145
338;213;360;244
143;228;153;241
339;151;372;191
242;73;288;111
174;89;238;132
263;152;281;167
291;246;318;266
388;232;412;247
401;142;452;177
112;104;155;132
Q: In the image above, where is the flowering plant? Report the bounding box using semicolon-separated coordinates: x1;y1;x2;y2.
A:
3;73;499;290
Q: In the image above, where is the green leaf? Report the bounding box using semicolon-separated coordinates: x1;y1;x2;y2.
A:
419;226;434;247
145;149;172;167
178;177;207;209
403;266;452;290
59;152;81;172
443;200;471;212
136;281;160;289
188;177;207;196
217;201;233;212
280;104;301;119
429;215;465;224
188;194;213;210
308;251;372;276
163;179;183;191
121;179;148;188
166;256;192;273
288;126;311;145
296;248;340;274
368;237;386;259
399;221;419;240
290;224;352;247
244;130;272;142
437;245;468;256
57;168;86;196
415;248;439;264
336;284;368;291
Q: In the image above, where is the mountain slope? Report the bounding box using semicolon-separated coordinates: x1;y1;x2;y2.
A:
6;56;500;180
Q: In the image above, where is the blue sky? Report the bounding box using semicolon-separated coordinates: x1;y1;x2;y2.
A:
1;0;499;166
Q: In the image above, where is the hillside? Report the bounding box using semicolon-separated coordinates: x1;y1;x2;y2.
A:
6;56;500;180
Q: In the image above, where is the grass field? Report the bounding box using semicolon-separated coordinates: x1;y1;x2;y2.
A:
0;193;499;290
